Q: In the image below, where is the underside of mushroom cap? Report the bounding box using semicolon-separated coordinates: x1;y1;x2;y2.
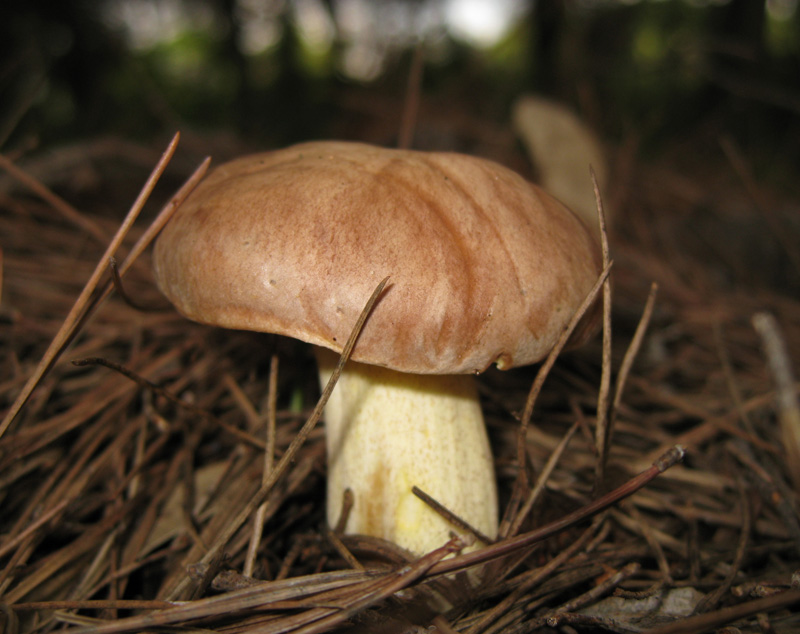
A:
153;141;602;374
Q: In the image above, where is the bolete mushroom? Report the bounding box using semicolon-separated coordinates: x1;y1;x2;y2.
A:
152;141;601;557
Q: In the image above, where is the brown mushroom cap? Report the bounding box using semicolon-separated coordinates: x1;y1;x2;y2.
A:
153;141;601;374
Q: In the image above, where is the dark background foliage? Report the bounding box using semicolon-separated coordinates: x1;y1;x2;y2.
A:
2;0;798;171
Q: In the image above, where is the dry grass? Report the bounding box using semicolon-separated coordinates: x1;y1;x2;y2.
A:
1;114;799;634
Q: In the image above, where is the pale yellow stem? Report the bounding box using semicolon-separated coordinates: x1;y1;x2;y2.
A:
316;348;498;556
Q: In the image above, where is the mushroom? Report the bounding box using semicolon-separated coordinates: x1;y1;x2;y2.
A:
152;141;601;557
512;95;609;229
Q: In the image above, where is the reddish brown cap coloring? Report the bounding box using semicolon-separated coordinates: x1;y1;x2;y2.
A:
153;141;601;374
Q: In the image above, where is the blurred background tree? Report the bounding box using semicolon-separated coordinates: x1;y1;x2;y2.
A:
1;0;798;180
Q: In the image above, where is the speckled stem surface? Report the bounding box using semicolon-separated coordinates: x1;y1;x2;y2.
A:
317;348;498;555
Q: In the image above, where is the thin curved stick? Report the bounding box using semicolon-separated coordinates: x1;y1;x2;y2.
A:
0;133;186;439
500;261;611;539
429;445;684;577
162;277;390;600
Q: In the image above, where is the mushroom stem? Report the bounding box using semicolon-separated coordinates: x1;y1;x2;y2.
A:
316;348;498;555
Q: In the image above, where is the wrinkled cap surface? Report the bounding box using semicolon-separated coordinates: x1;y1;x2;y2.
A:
153;141;602;374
